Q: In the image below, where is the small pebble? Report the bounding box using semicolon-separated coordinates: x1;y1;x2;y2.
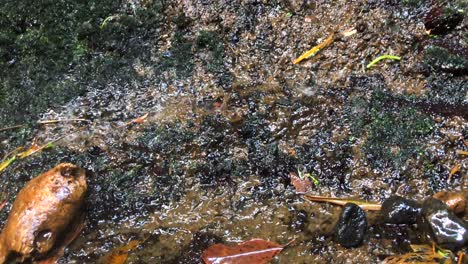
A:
419;198;468;250
381;196;421;224
334;203;367;248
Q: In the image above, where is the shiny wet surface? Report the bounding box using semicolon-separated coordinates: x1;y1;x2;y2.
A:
0;1;466;263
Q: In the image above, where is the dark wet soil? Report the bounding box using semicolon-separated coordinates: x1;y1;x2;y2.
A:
0;0;466;263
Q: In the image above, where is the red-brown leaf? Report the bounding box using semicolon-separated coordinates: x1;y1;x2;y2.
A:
202;239;285;264
289;172;312;193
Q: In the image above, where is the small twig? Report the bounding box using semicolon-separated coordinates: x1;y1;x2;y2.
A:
119;113;149;128
37;118;90;125
17;135;65;159
100;15;120;29
0;124;24;132
293;33;335;65
303;194;382;211
0;119;89;133
0;198;7;212
0;156;16;173
448;164;460;182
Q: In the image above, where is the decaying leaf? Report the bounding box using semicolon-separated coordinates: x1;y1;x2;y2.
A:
103;240;141;264
124;113;149;127
384;243;453;264
456;150;468;156
303;195;382;211
202;239;288;264
289;172;312;193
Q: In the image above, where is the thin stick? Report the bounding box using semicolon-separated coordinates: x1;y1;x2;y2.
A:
0;119;89;133
37;118;90;124
293;33;335;65
303;194;382;211
0;125;24;132
366;55;401;69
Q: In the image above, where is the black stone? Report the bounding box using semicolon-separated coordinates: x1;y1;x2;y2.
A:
424;6;464;35
381;196;421;224
419;198;468;250
334;203;368;248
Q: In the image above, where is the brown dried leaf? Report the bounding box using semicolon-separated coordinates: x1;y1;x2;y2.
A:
289;172;312;193
202;239;286;264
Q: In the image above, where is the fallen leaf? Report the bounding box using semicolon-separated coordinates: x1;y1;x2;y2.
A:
448;164;460;181
456;150;468;156
464;141;468;148
303;195;382;211
127;113;149;125
103;240;141;264
384;243;453;264
202;239;286;264
289;172;312;193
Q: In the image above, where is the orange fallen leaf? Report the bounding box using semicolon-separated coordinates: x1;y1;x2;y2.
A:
289;172;312;193
303;195;382;211
202;239;287;264
448;164;460;181
463;141;468;148
126;113;149;126
456;150;468;156
103;240;141;264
